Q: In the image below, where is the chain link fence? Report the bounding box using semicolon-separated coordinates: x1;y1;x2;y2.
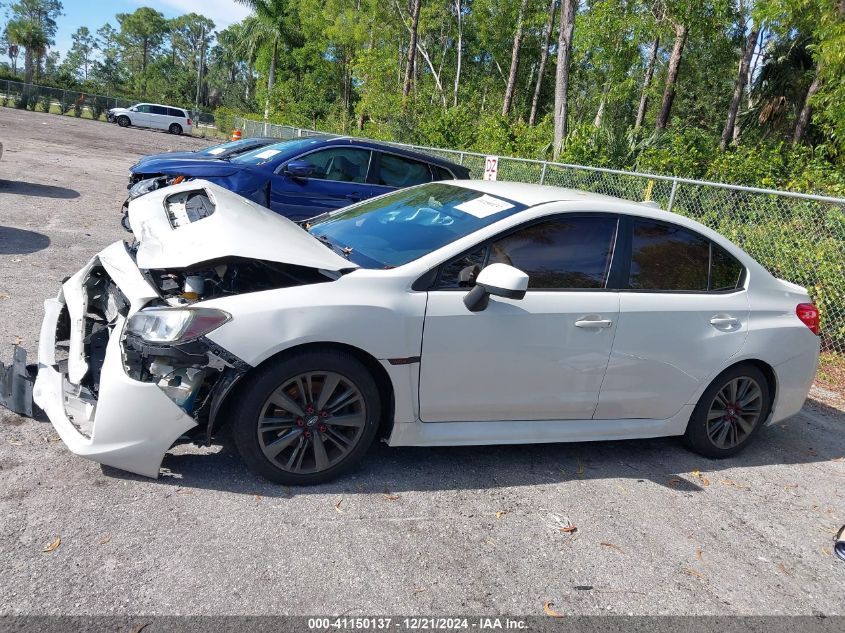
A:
0;80;214;125
240;117;845;355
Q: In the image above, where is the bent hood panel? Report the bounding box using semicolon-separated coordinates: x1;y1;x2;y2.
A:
133;152;203;168
130;158;241;178
128;179;357;272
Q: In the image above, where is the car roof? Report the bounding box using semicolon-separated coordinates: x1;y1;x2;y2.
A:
137;103;189;111
306;136;468;172
446;179;684;216
442;179;749;247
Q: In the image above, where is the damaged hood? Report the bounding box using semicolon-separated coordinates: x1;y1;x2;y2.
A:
127;180;358;272
129;158;241;178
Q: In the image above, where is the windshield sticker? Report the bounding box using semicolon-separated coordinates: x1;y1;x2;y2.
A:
207;147;226;155
254;149;281;159
454;194;515;218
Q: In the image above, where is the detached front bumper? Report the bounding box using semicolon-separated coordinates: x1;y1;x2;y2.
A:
32;242;199;478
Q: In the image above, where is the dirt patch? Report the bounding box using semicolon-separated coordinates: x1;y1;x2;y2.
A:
816;352;845;400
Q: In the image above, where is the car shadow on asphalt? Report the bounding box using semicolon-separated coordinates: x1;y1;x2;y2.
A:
0;179;80;199
0;226;51;254
100;397;845;498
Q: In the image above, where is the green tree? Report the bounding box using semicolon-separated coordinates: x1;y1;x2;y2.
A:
91;23;122;93
116;7;168;96
237;0;292;120
6;0;62;83
64;25;95;80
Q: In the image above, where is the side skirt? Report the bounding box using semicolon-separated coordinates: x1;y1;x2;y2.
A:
387;405;694;447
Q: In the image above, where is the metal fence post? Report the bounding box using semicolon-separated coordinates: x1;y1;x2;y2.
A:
459;152;465;166
667;179;679;212
540;162;548;185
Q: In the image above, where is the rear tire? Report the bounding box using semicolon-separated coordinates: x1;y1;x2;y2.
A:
169;123;183;135
232;349;381;485
683;363;771;458
117;115;130;128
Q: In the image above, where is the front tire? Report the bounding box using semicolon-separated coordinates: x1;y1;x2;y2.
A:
168;123;183;135
117;115;130;127
232;349;381;485
683;364;771;458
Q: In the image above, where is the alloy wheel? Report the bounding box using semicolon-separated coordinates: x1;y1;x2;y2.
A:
257;371;367;474
705;376;763;449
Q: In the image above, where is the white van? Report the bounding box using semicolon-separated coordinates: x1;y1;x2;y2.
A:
107;103;193;135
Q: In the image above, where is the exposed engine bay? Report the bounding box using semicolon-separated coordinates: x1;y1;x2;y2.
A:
144;256;334;303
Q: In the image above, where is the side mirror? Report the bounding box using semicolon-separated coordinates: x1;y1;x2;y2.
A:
130;106;138;112
463;263;529;312
285;160;315;179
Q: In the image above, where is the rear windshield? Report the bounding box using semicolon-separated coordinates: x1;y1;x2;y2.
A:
230;139;323;165
309;183;526;269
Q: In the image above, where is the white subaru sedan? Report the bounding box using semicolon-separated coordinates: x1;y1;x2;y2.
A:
33;180;820;484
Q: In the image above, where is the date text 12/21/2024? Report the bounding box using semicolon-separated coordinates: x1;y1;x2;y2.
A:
307;617;528;630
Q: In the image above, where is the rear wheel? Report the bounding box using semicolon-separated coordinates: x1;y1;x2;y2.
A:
168;123;183;135
117;115;130;127
232;349;381;485
683;364;771;458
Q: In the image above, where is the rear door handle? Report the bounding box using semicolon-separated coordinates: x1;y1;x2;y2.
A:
575;319;613;328
345;193;362;202
709;315;740;329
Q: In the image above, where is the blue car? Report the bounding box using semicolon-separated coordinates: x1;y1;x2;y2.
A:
126;136;472;222
129;137;280;186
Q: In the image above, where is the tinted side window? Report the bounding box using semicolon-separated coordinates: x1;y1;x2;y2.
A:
136;104;151;113
150;105;168;115
710;243;744;291
437;247;487;288
629;220;709;291
489;217;618;289
431;165;455;181
298;148;371;183
377;154;432;187
167;108;185;117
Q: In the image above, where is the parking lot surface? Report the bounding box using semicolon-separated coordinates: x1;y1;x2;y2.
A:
1;108;844;616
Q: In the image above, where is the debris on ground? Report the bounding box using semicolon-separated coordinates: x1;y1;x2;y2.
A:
42;536;61;553
543;602;564;617
0;345;34;417
546;514;577;534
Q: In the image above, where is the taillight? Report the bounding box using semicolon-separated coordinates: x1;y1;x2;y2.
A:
187;118;193;126
796;303;820;335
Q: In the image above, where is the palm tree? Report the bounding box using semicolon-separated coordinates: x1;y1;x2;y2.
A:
6;18;47;83
236;0;289;120
749;33;814;140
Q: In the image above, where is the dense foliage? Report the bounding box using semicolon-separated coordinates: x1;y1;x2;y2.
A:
1;0;844;193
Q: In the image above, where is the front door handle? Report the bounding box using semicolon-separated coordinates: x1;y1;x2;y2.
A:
709;315;740;330
575;318;613;328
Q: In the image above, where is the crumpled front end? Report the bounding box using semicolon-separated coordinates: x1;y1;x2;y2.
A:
32;241;243;478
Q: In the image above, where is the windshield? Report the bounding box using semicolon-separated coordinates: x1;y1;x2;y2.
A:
197;138;263;157
309;183;526;269
230;138;322;165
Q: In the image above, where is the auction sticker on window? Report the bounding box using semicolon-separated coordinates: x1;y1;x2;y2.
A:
254;149;281;159
455;194;514;218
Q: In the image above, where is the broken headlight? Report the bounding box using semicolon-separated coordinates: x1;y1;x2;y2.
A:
126;307;230;343
127;175;186;202
165;189;216;228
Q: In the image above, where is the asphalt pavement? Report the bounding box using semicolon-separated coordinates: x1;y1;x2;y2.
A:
1;108;844;617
